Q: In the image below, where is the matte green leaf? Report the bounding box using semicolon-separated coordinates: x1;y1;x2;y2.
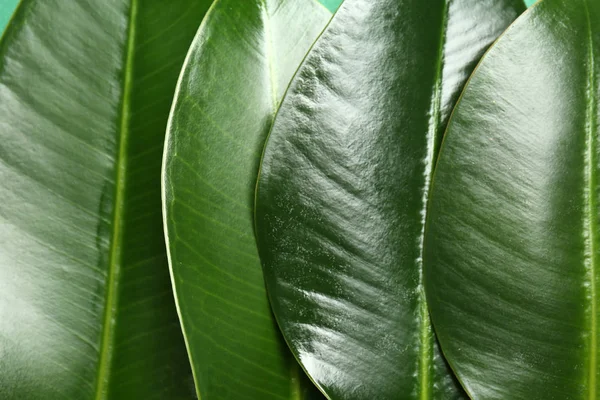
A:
254;0;524;398
0;1;211;398
424;0;600;398
162;0;340;398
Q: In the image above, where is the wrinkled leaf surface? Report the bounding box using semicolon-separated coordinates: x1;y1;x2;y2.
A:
255;0;524;398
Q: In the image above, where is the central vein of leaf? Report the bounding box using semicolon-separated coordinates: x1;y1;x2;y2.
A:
417;3;448;399
95;1;137;398
584;1;598;398
260;0;279;112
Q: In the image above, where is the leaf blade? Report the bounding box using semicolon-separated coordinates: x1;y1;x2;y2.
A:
0;1;212;398
162;0;342;398
255;0;524;399
424;0;600;398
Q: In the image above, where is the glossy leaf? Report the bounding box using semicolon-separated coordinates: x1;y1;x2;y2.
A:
424;0;600;398
162;0;341;398
254;0;524;398
0;1;211;398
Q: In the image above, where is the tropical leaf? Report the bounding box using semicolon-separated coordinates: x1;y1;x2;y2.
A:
424;0;600;398
0;1;212;398
161;0;341;398
254;0;524;398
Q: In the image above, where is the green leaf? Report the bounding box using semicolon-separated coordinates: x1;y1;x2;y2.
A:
0;1;211;398
254;0;524;398
424;0;600;398
162;0;341;398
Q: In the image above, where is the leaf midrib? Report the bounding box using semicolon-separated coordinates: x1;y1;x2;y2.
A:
417;2;449;399
584;1;598;399
260;0;279;112
94;0;138;398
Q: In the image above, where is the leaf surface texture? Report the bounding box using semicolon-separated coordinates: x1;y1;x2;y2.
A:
255;0;524;398
425;0;600;398
0;1;212;398
162;0;341;398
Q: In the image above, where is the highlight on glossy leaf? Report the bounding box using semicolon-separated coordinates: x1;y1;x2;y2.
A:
254;0;524;399
0;1;212;398
424;0;600;398
161;0;341;398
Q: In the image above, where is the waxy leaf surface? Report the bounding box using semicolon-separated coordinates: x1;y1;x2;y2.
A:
255;0;524;398
0;1;211;398
425;0;600;398
162;0;341;398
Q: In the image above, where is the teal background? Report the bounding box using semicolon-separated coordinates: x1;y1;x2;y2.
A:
524;0;537;6
318;0;343;12
0;0;18;33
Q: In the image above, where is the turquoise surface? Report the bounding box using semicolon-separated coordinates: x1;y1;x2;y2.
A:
524;0;537;6
0;0;18;34
318;0;343;12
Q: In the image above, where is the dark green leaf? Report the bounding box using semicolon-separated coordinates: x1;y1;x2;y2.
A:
255;0;524;398
425;0;600;398
0;1;211;398
162;0;341;398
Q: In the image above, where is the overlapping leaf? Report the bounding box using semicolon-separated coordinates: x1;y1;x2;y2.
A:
162;0;341;398
424;0;600;398
254;0;524;398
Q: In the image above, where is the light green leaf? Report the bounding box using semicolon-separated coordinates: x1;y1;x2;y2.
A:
0;1;212;398
424;0;600;398
254;0;524;398
162;0;341;399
